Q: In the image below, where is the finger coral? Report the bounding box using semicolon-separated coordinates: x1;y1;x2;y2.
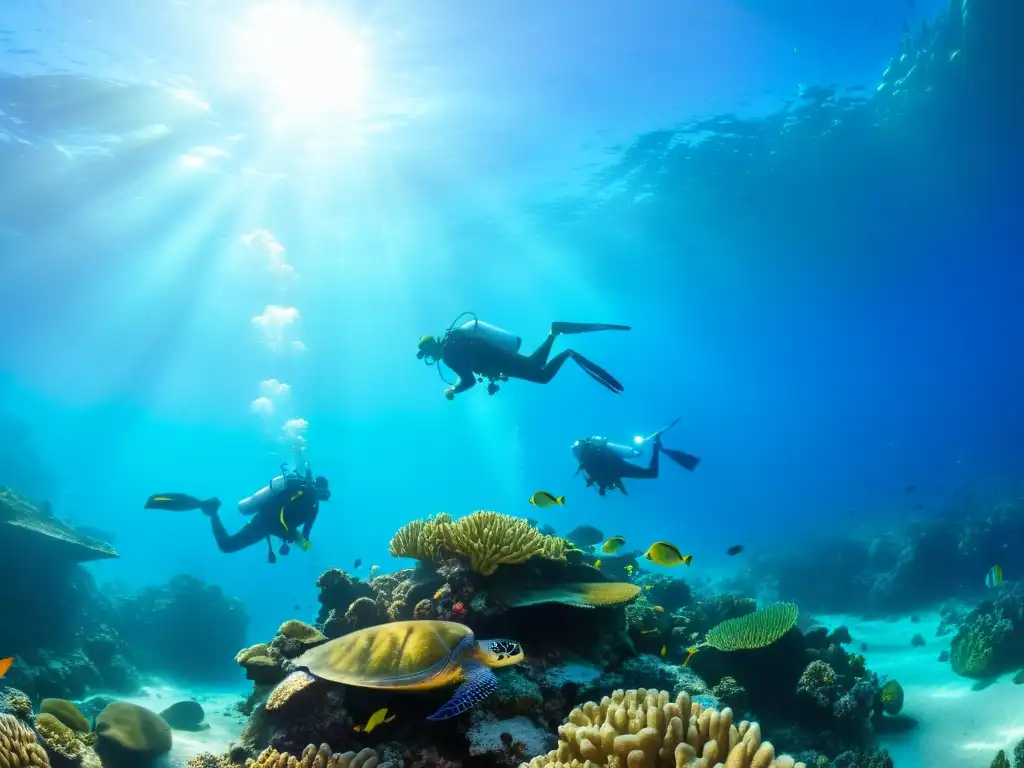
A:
0;712;50;768
522;688;805;768
246;743;393;768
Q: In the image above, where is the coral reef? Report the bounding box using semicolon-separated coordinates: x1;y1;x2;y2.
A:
33;713;86;762
116;574;248;681
0;713;49;768
0;689;33;720
246;743;391;768
949;581;1024;678
523;688;806;768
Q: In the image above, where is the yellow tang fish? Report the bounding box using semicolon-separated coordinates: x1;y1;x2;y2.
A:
660;645;667;658
530;491;565;509
593;559;603;569
354;707;396;734
602;536;626;554
644;542;693;567
653;605;665;613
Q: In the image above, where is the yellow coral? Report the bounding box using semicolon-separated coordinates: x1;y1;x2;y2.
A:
266;671;317;712
33;714;83;762
522;688;805;768
235;644;274;666
509;582;642;608
437;511;568;576
186;753;233;768
277;620;327;645
705;604;798;652
388;514;452;560
246;743;391;768
0;712;50;768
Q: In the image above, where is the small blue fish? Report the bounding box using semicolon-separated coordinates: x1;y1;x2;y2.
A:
985;565;1003;588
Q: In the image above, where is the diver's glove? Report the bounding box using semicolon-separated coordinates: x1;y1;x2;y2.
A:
444;387;455;401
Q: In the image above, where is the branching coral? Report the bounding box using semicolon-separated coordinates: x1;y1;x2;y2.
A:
246;743;392;768
389;514;453;561
390;511;567;575
522;688;805;768
0;712;50;768
438;511;569;576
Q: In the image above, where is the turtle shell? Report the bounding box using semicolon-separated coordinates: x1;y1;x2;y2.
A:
294;620;476;691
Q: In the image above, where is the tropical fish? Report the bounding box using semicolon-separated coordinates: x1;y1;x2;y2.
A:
433;588;445;600
985;565;1003;588
353;707;395;734
644;542;693;567
0;657;13;679
602;536;626;554
624;565;634;576
640;629;658;635
354;558;362;569
726;545;744;556
593;560;603;569
660;645;667;657
644;585;653;591
530;491;565;509
653;605;665;613
566;525;604;547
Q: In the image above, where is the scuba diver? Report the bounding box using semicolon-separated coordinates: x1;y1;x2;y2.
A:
144;463;331;564
416;312;631;400
572;417;701;496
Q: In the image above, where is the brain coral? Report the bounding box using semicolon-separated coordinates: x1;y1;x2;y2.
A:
0;713;50;768
522;688;805;768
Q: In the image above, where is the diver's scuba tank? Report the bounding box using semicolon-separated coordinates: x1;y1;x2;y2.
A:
238;463;307;516
455;319;522;354
600;438;643;459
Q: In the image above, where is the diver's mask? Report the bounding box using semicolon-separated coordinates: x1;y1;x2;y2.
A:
416;334;442;364
313;476;331;502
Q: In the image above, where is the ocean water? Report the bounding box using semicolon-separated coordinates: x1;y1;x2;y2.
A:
1;1;1023;765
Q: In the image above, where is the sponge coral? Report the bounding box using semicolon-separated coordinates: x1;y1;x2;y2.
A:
245;743;392;768
390;511;569;576
0;713;50;768
522;688;805;768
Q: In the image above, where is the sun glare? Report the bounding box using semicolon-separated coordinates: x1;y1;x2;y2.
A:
231;3;370;124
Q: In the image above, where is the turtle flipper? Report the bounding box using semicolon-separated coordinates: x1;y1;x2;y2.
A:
425;663;497;721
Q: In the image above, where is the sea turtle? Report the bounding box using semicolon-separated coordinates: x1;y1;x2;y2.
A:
281;620;524;721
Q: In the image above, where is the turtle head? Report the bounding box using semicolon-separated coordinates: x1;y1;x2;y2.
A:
475;639;524;668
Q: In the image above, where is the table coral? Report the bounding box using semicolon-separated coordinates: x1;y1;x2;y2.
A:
522;688;805;768
0;712;50;768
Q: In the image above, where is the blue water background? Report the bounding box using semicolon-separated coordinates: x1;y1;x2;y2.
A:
2;0;1021;642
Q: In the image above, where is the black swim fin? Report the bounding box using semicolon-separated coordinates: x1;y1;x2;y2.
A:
552;321;631;335
662;447;701;472
144;493;221;516
570;352;625;393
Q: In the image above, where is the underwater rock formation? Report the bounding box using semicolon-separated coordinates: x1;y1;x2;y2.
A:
116;574;248;681
949;581;1024;678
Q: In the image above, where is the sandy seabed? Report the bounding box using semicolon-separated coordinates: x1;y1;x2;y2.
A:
820;613;1024;768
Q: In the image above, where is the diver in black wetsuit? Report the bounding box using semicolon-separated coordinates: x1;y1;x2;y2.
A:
144;466;331;563
572;418;701;496
416;314;631;400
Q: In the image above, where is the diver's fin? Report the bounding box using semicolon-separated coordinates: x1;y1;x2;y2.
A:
552;321;631;335
425;663;497;721
644;416;681;444
663;447;701;472
570;353;625;393
144;493;215;513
